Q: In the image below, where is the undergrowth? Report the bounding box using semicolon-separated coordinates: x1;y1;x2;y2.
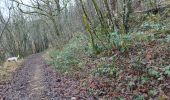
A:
48;33;88;73
85;35;169;99
46;16;170;99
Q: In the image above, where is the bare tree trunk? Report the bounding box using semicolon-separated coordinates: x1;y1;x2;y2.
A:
122;0;132;34
91;0;109;36
103;0;114;30
110;0;120;33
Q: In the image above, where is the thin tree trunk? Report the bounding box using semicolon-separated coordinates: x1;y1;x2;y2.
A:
91;0;109;35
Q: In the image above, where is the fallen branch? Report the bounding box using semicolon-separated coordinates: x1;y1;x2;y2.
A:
135;4;170;14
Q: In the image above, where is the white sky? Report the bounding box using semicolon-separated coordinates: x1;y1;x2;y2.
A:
0;0;11;17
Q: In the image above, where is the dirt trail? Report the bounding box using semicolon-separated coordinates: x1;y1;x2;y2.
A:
0;54;59;100
27;54;47;99
29;63;45;98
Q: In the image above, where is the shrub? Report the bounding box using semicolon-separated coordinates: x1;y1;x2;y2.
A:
92;64;116;77
110;32;132;52
92;57;116;77
48;33;87;73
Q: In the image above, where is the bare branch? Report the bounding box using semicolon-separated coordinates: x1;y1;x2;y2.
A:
12;0;70;17
0;2;13;40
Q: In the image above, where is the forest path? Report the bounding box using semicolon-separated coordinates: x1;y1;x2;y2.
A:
0;53;60;100
27;54;46;99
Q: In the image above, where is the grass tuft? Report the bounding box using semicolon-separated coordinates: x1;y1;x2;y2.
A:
0;59;23;82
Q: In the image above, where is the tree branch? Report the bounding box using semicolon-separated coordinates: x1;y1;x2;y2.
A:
135;4;170;14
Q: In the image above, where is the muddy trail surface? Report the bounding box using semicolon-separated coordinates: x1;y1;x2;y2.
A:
0;54;87;100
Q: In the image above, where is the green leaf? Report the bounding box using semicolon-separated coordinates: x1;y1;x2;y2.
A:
148;68;160;78
163;65;170;77
133;95;145;100
140;76;149;84
148;89;158;96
